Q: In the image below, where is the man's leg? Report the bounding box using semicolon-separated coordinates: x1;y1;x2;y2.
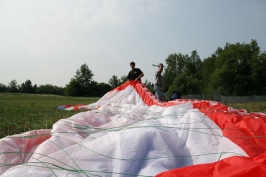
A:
154;85;161;100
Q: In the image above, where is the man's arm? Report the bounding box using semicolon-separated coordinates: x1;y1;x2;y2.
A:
157;64;163;75
135;72;144;81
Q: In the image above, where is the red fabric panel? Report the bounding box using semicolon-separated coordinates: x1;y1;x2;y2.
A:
157;100;266;177
113;80;133;91
73;104;88;110
254;152;266;165
156;162;215;177
156;155;266;177
236;117;266;151
66;81;266;176
223;122;263;157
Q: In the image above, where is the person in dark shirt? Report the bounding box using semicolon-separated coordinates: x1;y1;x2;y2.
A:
127;62;144;82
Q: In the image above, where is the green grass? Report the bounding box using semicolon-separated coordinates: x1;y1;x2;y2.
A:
1;93;266;139
226;102;266;113
0;93;99;139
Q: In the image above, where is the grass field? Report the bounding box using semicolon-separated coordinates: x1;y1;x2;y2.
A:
0;93;99;139
226;102;266;113
0;93;265;139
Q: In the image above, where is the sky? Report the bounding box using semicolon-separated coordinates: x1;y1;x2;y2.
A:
0;0;266;87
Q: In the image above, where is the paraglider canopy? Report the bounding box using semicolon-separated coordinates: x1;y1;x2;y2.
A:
0;81;266;177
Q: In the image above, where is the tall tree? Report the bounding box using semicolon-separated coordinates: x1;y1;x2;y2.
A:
248;40;266;93
37;84;64;95
75;64;94;87
185;50;202;76
144;80;154;93
108;75;120;88
65;79;80;96
96;82;112;96
0;83;7;92
167;72;202;97
201;54;217;93
65;63;96;96
163;51;203;96
8;80;19;93
208;40;262;95
163;53;186;92
20;80;35;93
119;75;128;85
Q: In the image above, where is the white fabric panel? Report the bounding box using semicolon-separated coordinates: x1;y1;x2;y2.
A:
0;84;248;176
1;104;248;176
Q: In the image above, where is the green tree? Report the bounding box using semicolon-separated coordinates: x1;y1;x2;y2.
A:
37;84;64;95
248;40;266;93
164;51;203;96
119;75;128;85
65;63;96;96
208;40;262;95
20;80;35;94
8;80;19;93
201;54;217;93
96;82;112;96
65;79;80;96
163;53;186;92
166;73;202;97
0;83;7;92
75;64;94;86
85;80;99;96
144;80;154;93
108;75;120;88
185;50;202;76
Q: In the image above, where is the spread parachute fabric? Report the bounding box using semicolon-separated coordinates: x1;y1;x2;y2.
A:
0;81;266;176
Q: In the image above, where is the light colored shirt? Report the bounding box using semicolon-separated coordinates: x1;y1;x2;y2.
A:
155;72;163;86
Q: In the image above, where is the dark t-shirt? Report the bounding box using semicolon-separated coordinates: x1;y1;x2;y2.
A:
127;68;143;81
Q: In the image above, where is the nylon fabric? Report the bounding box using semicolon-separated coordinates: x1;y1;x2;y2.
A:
0;81;265;176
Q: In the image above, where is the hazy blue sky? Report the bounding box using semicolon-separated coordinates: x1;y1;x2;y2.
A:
1;0;266;87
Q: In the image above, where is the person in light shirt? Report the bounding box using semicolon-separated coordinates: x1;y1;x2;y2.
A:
154;63;164;101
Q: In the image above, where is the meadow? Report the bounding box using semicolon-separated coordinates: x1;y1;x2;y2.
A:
0;93;265;139
0;93;99;139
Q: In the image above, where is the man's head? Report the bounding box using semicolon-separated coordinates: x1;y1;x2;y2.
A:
158;63;164;67
130;62;135;70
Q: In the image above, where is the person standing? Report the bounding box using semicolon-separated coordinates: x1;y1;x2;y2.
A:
154;63;164;101
160;90;167;102
127;62;144;81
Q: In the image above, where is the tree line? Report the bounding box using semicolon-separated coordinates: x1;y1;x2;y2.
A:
163;39;266;98
1;39;265;98
0;64;112;97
